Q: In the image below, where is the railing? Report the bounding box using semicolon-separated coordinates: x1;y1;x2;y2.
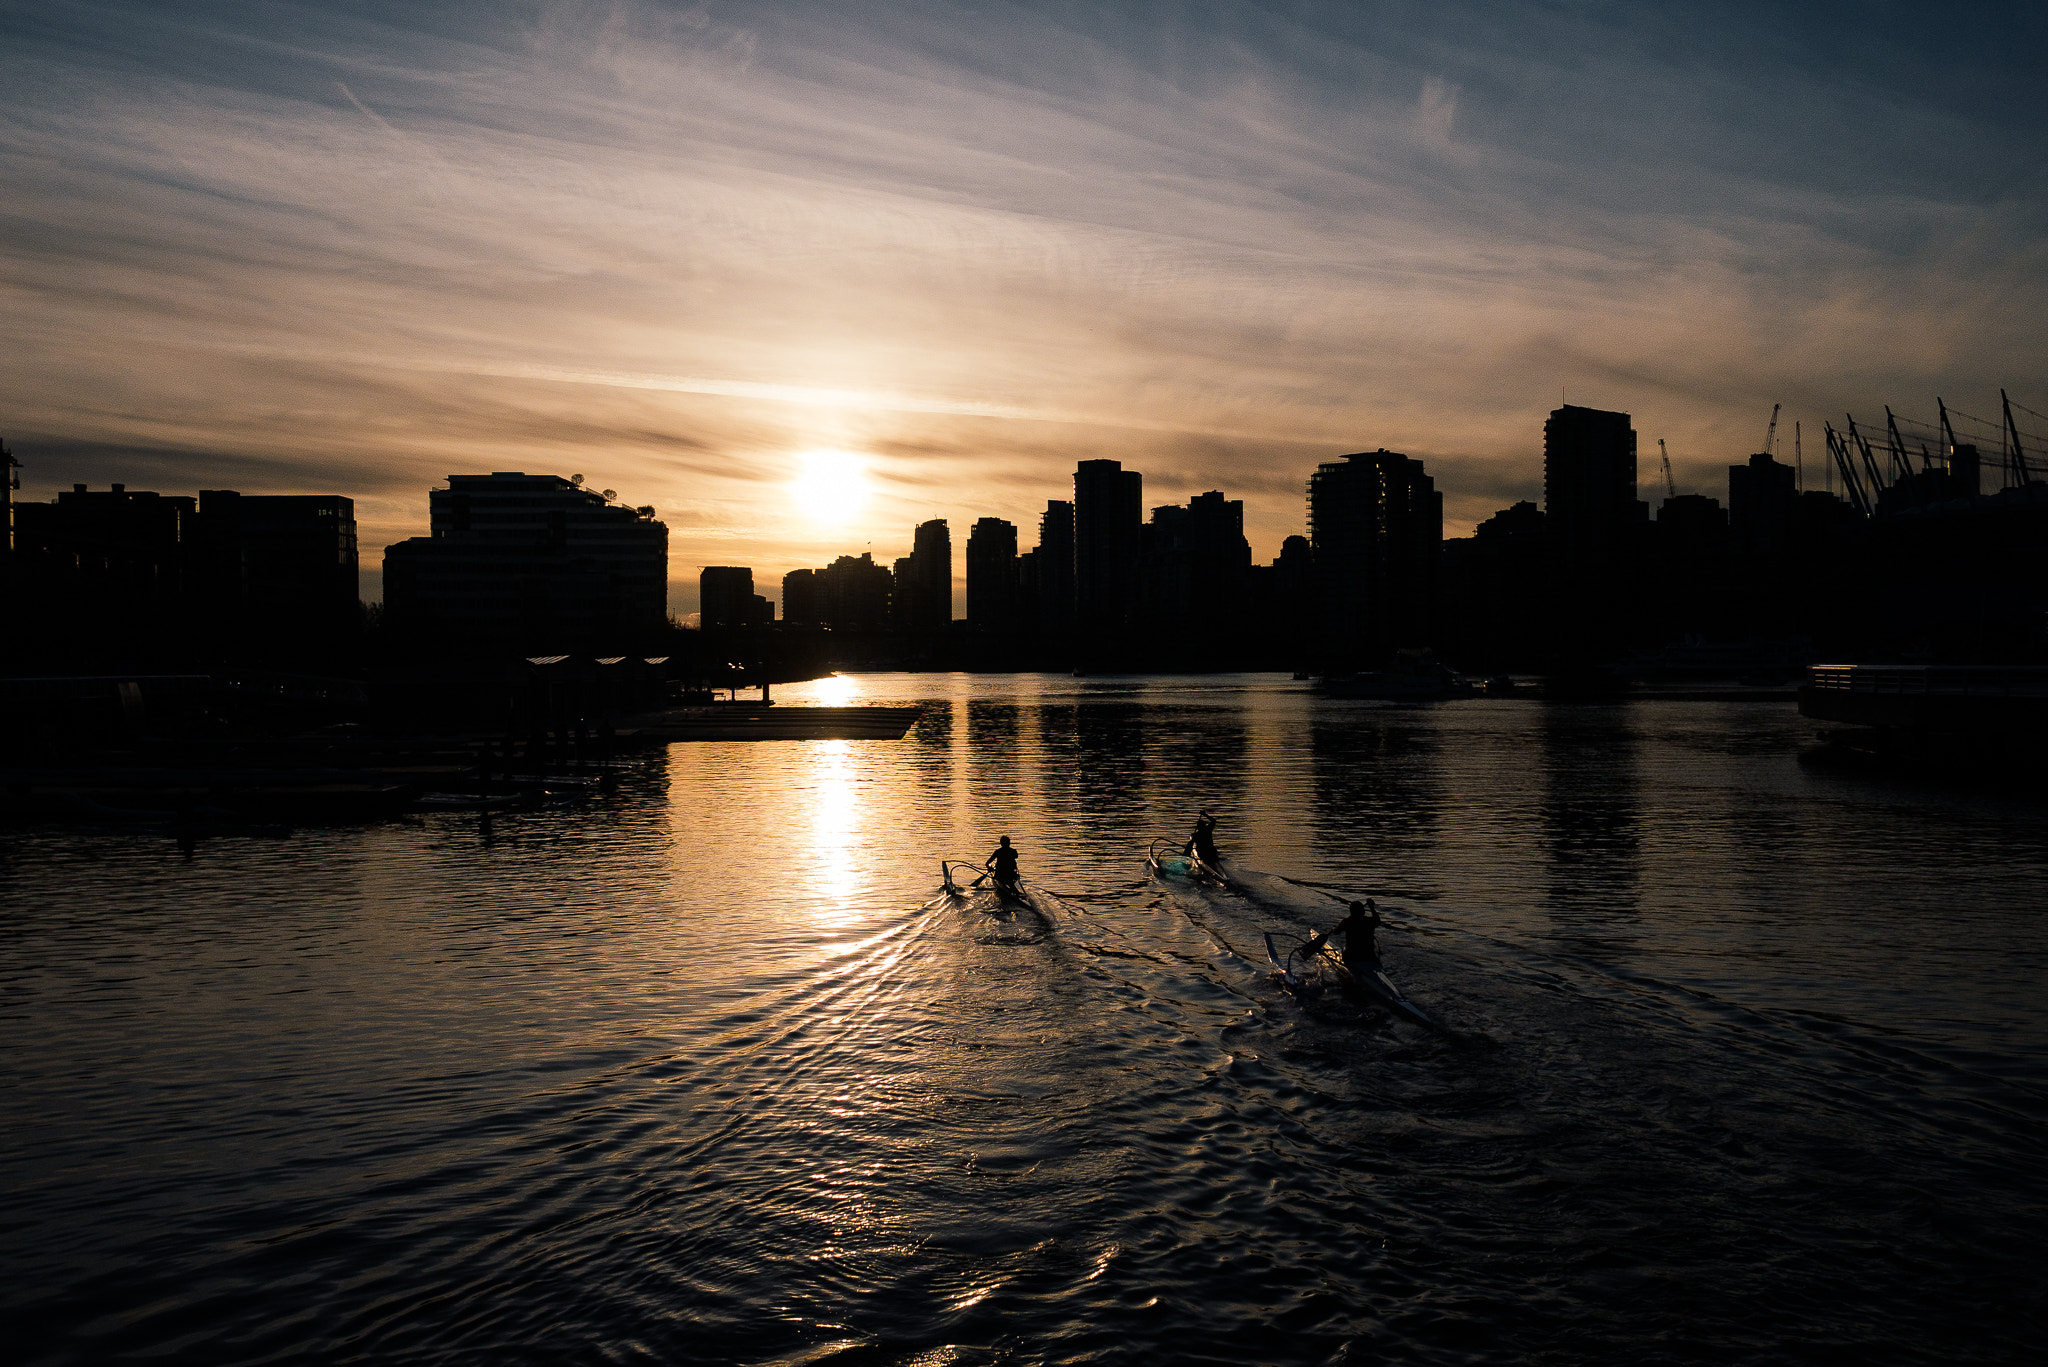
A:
216;671;370;705
1807;665;2048;698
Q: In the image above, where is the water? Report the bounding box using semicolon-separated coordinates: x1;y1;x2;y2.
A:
5;674;2045;1365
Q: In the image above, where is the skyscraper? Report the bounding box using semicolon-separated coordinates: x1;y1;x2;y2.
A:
781;568;819;625
1307;449;1441;666
965;517;1019;632
1033;499;1075;637
891;518;952;631
1728;452;1796;555
1542;405;1642;658
1074;460;1141;639
1440;500;1549;669
1544;406;1640;574
699;566;771;627
1184;490;1251;623
1141;490;1249;629
814;553;892;630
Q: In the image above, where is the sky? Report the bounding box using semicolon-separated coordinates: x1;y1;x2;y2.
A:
4;1;2045;613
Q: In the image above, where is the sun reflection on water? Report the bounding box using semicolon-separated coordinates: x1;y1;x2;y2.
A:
811;739;862;928
807;674;859;705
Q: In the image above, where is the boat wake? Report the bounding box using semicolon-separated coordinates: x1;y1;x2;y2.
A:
936;859;1067;944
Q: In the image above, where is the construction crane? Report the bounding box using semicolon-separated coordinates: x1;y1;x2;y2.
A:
2003;389;2035;486
1657;439;1678;500
1763;402;1781;457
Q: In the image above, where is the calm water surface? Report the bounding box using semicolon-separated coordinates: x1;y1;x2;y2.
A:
5;674;2046;1365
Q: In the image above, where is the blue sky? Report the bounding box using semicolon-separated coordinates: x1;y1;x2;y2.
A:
4;1;2043;606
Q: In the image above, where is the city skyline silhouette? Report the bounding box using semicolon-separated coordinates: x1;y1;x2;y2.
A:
4;4;2043;610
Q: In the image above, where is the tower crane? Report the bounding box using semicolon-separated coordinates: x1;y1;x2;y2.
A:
1657;439;1678;500
1763;402;1781;457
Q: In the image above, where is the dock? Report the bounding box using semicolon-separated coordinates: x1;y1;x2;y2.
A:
625;704;924;741
1800;664;2048;770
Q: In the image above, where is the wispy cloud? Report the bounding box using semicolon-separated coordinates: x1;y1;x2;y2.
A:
2;0;2043;604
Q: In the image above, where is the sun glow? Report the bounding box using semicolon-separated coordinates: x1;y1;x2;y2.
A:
810;739;861;925
791;450;870;525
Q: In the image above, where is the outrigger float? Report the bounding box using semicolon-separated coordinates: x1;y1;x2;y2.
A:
1264;930;1432;1026
1145;836;1232;888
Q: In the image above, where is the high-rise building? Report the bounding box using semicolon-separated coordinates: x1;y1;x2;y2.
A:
1248;533;1315;663
1184;490;1250;622
1729;453;1797;555
891;519;952;632
1308;449;1441;665
1643;493;1733;643
813;552;893;630
382;472;667;641
700;566;771;627
1142;503;1190;628
781;568;819;625
890;555;914;628
1440;501;1547;670
965;517;1019;631
1033;500;1075;636
3;439;19;557
1142;490;1250;629
1544;406;1640;575
1074;460;1141;638
1542;405;1642;657
1657;493;1729;552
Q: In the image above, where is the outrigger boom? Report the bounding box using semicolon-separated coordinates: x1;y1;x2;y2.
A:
941;859;987;894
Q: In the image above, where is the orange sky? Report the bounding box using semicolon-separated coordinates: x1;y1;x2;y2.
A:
5;3;2043;613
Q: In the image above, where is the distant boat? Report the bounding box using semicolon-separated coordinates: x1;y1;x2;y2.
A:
1321;659;1473;701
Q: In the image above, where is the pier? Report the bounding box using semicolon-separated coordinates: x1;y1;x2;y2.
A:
1800;664;2048;769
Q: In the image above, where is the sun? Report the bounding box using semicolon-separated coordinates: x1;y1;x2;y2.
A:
790;450;870;525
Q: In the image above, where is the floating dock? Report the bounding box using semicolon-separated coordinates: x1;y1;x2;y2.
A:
625;704;923;741
1800;664;2048;770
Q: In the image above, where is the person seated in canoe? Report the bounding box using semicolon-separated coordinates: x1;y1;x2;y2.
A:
1306;899;1382;972
984;836;1021;893
1185;810;1221;865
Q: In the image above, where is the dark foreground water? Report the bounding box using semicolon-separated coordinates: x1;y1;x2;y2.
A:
5;674;2046;1366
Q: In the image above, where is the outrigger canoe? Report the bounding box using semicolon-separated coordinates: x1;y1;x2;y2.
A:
1146;836;1232;888
1264;930;1432;1026
941;859;1029;903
